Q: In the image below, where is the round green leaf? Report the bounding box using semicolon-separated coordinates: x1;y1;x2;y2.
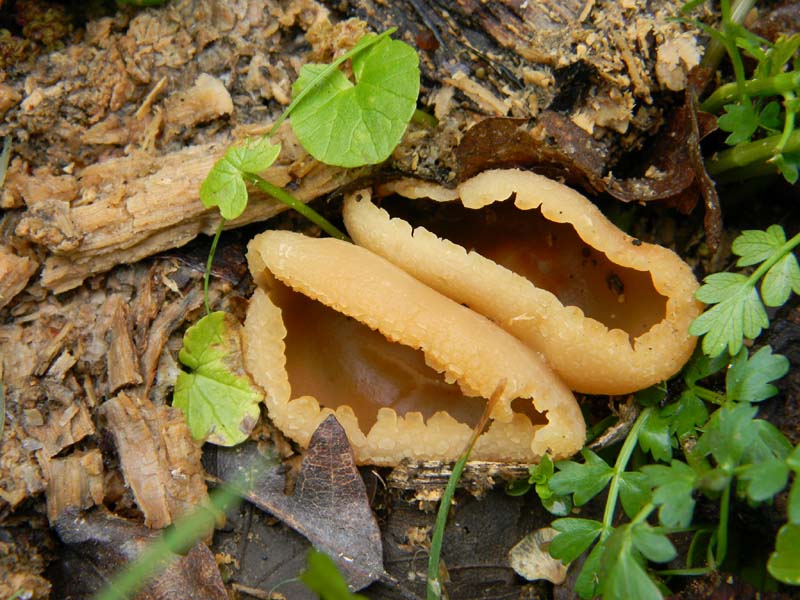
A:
290;37;420;168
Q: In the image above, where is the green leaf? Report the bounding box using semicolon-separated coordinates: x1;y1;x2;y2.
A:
732;225;786;267
726;346;790;402
549;518;604;563
551;449;614;506
768;523;800;585
300;549;368;600
775;153;800;185
788;445;800;472
505;479;532;496
683;349;730;387
746;420;793;464
602;528;663;600
631;524;678;563
718;102;759;145
639;413;673;462
619;472;651;519
757;101;782;131
290;36;420;168
574;539;605;600
739;458;790;502
694;272;750;302
635;382;667;407
689;282;769;357
173;312;263;446
693;402;759;470
642;461;697;528
200;137;281;220
789;477;800;524
662;391;709;439
762;253;800;306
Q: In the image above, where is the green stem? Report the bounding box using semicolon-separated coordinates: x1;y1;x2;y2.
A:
700;71;800;113
426;426;484;600
701;0;757;75
204;219;226;315
775;91;797;155
706;128;800;176
714;480;732;566
247;174;350;242
656;566;715;577
601;407;653;538
691;385;726;405
267;28;397;137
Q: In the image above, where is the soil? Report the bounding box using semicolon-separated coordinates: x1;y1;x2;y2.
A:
0;1;798;599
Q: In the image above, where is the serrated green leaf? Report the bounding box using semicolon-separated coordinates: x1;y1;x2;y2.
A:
619;472;651;519
775;153;800;185
574;539;605;600
745;420;793;464
602;528;663;600
732;225;786;267
726;346;790;402
662;391;709;439
642;461;697;528
739;458;790;502
694;272;750;303
631;524;677;563
762;253;800;306
551;449;614;506
549;518;604;563
173;312;263;446
694;402;758;470
639;413;673;463
757;101;782;131
683;349;730;386
690;285;769;357
300;550;368;600
635;382;668;407
768;523;800;584
200;137;281;220
718;102;759;145
291;36;420;168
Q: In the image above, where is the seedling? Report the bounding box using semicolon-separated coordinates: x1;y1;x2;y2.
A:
689;225;800;357
176;29;420;443
683;0;800;182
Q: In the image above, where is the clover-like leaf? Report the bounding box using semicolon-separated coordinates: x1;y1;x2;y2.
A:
290;35;420;167
642;460;697;528
174;312;263;446
739;458;790;503
200;136;281;220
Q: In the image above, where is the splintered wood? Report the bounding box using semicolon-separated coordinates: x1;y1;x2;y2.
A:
100;392;207;528
0;246;37;309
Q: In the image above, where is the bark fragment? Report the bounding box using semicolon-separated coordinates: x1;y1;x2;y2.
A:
100;392;207;528
45;449;105;523
0;245;37;310
106;295;143;392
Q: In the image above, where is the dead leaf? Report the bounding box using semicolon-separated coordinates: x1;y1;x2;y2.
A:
52;508;228;600
508;527;568;584
212;415;386;591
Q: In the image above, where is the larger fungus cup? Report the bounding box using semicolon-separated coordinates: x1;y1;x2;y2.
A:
343;169;702;395
243;230;585;466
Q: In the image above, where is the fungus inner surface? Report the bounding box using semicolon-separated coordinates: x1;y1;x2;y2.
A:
383;197;668;338
271;282;543;429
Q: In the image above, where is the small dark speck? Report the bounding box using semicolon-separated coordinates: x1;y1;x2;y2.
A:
581;247;591;258
606;272;624;296
631;238;643;246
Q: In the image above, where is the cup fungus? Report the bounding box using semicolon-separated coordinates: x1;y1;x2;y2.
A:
243;230;585;465
343;169;702;395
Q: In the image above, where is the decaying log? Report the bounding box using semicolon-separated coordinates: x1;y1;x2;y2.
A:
100;392;207;528
25;401;95;462
0;246;37;309
45;449;105;523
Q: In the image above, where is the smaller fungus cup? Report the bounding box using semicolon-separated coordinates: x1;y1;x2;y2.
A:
343;169;702;395
243;230;585;465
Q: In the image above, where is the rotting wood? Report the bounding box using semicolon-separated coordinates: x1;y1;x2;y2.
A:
106;295;143;393
26;401;95;462
100;391;207;528
45;448;104;523
0;245;37;310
